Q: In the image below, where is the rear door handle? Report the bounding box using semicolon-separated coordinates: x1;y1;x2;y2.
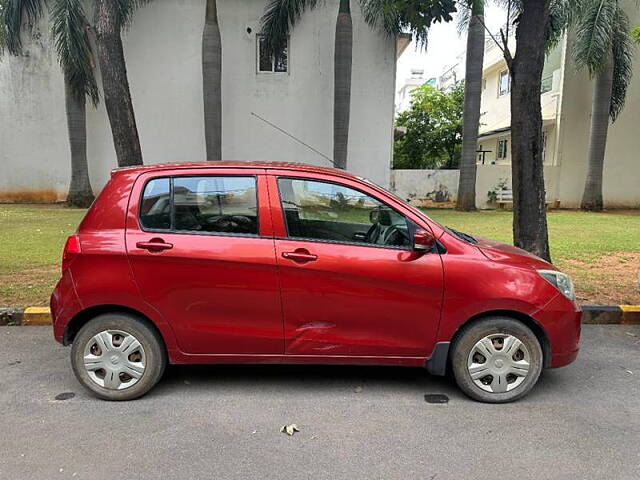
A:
136;239;173;252
282;250;317;263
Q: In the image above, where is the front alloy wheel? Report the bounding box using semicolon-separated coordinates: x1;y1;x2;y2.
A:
452;317;543;403
467;334;531;393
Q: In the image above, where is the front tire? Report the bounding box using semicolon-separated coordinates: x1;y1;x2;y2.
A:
451;317;543;403
71;313;166;401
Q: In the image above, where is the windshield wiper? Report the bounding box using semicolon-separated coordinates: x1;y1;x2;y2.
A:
448;227;478;244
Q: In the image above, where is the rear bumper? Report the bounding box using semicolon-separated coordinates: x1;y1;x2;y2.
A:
50;271;81;344
533;294;581;368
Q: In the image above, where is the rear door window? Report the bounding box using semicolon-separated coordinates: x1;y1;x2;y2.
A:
173;176;258;235
139;176;258;236
140;178;171;230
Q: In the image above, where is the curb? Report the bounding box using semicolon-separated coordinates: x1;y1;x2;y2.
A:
2;305;640;326
581;305;640;325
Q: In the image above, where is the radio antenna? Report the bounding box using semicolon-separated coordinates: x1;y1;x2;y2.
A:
250;112;335;167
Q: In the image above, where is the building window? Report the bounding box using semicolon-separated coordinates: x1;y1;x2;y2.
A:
257;35;288;73
498;70;510;96
497;139;509;160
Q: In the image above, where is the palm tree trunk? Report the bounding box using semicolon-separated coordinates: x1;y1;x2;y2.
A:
456;2;484;211
509;0;551;262
333;0;352;170
581;52;614;211
93;0;143;167
64;74;94;208
202;0;222;161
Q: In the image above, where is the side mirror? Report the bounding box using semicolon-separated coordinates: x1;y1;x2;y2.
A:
413;229;435;251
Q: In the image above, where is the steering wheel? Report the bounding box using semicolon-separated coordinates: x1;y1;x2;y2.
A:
207;215;253;233
380;225;410;247
364;222;382;244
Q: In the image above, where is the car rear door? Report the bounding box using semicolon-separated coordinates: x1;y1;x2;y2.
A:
267;171;444;360
125;168;283;355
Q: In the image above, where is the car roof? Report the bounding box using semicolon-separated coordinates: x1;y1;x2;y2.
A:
112;161;360;181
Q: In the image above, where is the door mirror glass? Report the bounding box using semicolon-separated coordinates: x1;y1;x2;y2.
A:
413;229;435;251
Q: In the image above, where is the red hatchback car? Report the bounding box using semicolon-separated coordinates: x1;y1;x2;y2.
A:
51;162;580;402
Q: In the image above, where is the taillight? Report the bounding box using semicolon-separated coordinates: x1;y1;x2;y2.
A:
62;235;81;273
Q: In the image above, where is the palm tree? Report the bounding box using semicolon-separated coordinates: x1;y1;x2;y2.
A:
261;0;450;170
0;1;7;52
333;0;352;169
455;0;485;211
3;0;98;207
571;0;635;211
202;0;222;161
93;0;149;167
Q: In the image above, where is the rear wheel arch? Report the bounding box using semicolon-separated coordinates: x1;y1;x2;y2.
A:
63;305;167;354
449;310;551;369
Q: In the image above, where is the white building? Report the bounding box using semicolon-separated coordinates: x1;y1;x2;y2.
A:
437;52;464;90
0;0;404;201
475;18;640;209
395;68;429;114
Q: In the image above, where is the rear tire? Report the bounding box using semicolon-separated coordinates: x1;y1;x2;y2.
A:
451;317;543;403
71;313;166;401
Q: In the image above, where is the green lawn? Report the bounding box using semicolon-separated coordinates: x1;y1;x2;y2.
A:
0;205;86;307
0;204;638;306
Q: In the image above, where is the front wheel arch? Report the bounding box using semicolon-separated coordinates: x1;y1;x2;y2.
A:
448;310;551;370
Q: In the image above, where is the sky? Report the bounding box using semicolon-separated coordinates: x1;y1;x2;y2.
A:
396;4;507;93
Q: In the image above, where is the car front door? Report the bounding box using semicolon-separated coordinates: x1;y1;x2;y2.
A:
267;172;444;360
125;170;283;355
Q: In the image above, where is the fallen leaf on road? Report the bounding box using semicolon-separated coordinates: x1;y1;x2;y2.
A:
353;386;363;393
625;332;637;337
280;424;300;436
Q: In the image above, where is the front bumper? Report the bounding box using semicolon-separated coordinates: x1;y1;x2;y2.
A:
533;293;581;368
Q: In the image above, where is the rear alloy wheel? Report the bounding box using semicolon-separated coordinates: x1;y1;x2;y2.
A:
452;318;543;403
71;313;166;401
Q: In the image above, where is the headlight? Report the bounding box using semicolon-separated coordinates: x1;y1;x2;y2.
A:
538;270;575;301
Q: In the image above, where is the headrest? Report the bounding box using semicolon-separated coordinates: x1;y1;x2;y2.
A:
370;208;393;226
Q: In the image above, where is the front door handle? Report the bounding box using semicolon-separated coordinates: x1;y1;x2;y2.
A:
136;238;173;252
282;249;318;263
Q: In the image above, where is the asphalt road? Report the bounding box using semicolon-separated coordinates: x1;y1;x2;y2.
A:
1;325;639;480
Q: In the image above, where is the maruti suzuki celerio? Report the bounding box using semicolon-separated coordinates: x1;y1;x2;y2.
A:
51;162;580;402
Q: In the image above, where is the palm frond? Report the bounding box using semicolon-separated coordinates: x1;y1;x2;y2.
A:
260;0;319;55
609;5;634;121
360;0;402;37
2;0;45;55
631;23;640;44
116;0;152;30
51;0;99;105
456;1;471;35
572;0;617;75
360;0;457;49
546;0;572;52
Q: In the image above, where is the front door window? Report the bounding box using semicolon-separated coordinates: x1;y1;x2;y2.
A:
277;178;412;248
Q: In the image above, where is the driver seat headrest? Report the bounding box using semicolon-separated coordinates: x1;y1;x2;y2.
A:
370;208;393;226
